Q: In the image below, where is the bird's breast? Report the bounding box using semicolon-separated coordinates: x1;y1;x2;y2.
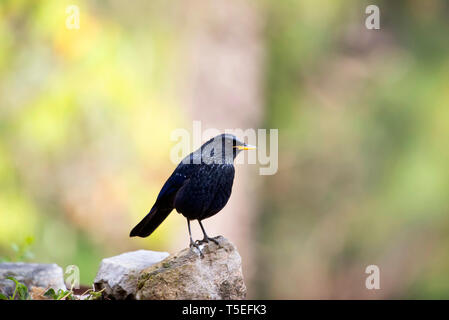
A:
173;164;235;219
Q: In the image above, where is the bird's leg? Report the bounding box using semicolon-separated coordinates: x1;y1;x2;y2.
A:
187;219;202;253
197;220;220;245
187;219;205;258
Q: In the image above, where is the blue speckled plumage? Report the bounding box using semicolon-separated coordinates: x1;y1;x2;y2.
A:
130;134;252;246
174;163;235;220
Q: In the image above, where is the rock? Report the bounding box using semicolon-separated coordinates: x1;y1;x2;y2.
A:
94;249;169;299
136;236;247;300
0;263;66;298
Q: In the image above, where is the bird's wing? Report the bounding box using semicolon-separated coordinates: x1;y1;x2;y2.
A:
155;163;193;204
129;162;194;238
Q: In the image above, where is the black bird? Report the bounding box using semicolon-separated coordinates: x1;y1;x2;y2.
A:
130;133;255;248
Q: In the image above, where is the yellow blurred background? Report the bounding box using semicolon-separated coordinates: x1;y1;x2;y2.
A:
1;0;449;299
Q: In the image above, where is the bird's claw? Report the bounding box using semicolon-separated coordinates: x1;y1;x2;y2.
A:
195;236;220;246
189;241;204;257
190;240;200;250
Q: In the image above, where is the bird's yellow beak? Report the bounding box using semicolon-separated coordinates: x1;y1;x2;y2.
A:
235;144;256;151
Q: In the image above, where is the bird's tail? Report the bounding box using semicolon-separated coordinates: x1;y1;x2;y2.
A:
129;206;173;238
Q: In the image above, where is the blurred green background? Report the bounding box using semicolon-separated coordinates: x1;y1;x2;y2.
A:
1;0;449;299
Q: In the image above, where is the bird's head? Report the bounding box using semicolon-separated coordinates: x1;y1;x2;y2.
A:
200;133;256;164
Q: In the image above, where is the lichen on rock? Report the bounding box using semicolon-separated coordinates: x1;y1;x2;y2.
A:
94;249;170;299
136;236;246;300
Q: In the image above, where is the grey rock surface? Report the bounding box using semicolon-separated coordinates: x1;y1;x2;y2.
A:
94;249;169;299
136;236;247;300
0;263;66;298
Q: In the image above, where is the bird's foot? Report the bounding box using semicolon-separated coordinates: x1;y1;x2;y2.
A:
189;240;204;257
195;236;221;246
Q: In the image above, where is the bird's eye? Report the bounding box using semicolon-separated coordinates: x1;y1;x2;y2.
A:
210;148;215;157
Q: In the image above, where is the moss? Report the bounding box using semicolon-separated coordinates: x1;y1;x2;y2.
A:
137;273;152;290
134;237;246;299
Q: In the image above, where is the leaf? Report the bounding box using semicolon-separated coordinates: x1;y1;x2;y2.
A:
23;251;35;260
44;288;56;299
16;283;29;300
6;276;19;285
24;236;34;246
56;289;67;300
10;243;19;253
43;288;73;300
6;276;29;300
87;291;103;300
0;293;9;300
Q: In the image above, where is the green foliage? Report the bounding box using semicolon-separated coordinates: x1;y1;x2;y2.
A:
1;0;449;299
83;288;105;300
0;237;35;262
256;0;449;299
0;278;104;300
0;0;182;286
11;237;35;262
44;288;75;300
0;277;29;300
43;287;105;300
